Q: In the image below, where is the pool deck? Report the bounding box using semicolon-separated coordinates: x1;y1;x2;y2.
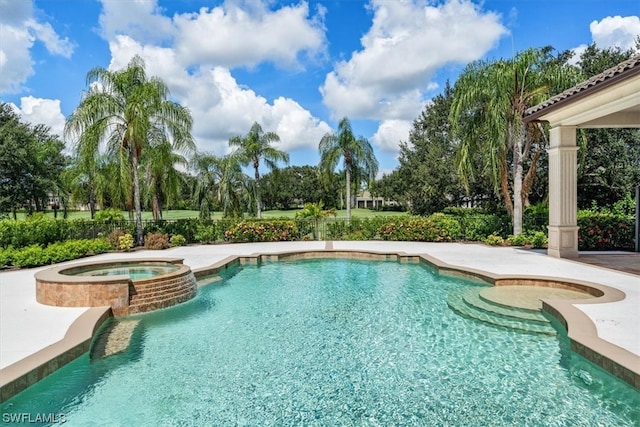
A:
1;241;639;391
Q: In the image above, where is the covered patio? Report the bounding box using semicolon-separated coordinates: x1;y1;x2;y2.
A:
524;55;640;258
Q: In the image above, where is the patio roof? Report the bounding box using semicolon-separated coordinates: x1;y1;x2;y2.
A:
524;54;640;128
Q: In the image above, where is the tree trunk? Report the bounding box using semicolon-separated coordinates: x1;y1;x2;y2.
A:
346;165;352;220
131;152;144;246
89;186;96;219
254;163;262;219
512;125;525;235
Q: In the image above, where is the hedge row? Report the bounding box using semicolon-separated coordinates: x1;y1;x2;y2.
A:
0;212;635;252
0;238;113;268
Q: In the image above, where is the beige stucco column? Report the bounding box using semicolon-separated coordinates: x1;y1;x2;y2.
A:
547;126;579;258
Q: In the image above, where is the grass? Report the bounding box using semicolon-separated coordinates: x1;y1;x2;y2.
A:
6;208;408;221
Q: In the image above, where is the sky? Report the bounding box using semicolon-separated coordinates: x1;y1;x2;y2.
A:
1;0;639;176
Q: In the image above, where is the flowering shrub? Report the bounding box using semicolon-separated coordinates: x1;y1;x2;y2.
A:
224;220;299;243
577;211;634;250
378;214;461;242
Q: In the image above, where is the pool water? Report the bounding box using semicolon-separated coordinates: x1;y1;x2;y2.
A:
68;263;179;280
4;259;639;426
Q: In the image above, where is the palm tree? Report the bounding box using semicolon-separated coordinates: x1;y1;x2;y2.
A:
216;154;253;218
191;153;219;220
65;55;194;245
319;117;378;220
143;138;188;220
191;152;252;218
229;122;288;218
450;48;577;235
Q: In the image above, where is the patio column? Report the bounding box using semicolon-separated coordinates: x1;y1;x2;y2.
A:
547;126;579;258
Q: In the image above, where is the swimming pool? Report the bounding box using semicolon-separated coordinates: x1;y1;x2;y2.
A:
4;259;639;425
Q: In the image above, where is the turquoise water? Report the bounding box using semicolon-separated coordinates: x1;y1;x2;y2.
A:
4;259;639;426
67;263;179;280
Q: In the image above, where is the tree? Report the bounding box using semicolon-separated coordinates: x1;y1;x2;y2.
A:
191;152;252;218
261;165;335;210
191;153;219;219
319;117;379;220
450;48;578;234
0;103;67;218
143;139;188;220
396;82;469;215
575;44;640;208
65;55;194;245
229;122;288;218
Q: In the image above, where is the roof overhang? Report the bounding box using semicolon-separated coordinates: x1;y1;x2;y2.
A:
524;56;640;129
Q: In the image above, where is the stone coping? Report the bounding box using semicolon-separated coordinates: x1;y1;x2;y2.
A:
0;307;112;402
34;257;186;284
1;246;637;403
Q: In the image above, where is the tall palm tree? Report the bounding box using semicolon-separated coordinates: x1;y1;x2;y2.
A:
191;153;219;220
191;152;252;218
319;117;378;220
143;138;188;220
450;48;577;235
65;55;194;245
229;122;288;218
216;154;253;218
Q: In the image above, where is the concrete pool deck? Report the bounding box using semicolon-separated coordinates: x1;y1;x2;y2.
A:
1;241;639;395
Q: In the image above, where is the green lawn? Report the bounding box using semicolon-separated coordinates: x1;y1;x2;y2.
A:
7;208;407;221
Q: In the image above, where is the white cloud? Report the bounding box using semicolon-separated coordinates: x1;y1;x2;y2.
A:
11;96;66;138
320;0;506;121
0;0;74;94
108;36;331;156
172;1;326;68
98;0;326;70
590;15;640;51
371;119;412;154
98;0;175;44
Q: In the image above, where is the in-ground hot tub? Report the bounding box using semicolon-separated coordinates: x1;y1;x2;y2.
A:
35;258;197;316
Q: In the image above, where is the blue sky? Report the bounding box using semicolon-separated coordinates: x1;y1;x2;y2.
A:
1;0;639;176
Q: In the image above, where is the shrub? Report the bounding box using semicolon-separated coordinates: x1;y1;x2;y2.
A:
12;245;50;268
194;223;220;244
118;234;134;251
224;220;298;243
577;211;634;250
144;233;170;250
107;229;126;248
94;208;125;222
170;234;187;247
483;234;504;246
378;214;461;242
506;233;531;246
506;231;548;249
0;246;14;268
530;231;548;249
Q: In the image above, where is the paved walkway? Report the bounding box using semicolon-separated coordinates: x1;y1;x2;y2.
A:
1;241;638;371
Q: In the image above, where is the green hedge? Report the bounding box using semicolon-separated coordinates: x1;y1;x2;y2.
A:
224;220;299;243
578;212;634;250
378;214;461;242
1;238;113;269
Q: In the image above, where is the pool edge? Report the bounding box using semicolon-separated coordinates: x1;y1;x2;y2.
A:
0;307;112;402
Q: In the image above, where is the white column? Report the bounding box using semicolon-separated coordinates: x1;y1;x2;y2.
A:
547;126;579;258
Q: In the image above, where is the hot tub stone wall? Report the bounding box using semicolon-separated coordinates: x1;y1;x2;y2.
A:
128;270;197;314
35;259;197;316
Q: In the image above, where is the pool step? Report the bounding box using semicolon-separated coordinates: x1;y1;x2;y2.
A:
447;289;556;335
90;319;140;359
